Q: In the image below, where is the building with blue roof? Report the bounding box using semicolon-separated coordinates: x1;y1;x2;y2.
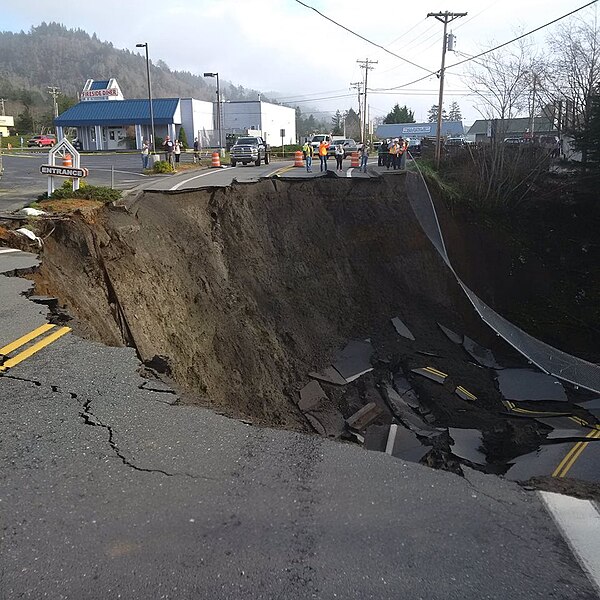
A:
55;78;297;152
375;121;464;141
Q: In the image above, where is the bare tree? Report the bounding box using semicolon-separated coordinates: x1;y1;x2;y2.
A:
547;14;600;165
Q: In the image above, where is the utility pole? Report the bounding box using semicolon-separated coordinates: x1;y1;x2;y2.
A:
530;73;537;137
350;81;363;140
427;11;467;166
47;86;60;118
357;59;377;146
0;99;6;116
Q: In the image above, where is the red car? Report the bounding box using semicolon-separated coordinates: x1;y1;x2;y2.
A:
28;134;56;147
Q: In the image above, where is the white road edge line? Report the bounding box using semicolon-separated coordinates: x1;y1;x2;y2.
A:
0;248;20;254
539;491;600;595
346;168;354;178
170;168;229;191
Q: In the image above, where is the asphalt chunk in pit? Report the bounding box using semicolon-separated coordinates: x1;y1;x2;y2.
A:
448;428;487;465
391;317;415;341
437;322;463;345
497;369;568;402
462;335;503;369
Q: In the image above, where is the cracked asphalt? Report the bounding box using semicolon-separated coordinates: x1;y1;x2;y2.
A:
1;266;598;598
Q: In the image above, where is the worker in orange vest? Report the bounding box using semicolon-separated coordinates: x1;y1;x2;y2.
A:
387;139;397;170
318;140;329;172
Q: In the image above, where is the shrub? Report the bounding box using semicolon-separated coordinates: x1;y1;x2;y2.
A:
153;160;175;174
38;179;122;203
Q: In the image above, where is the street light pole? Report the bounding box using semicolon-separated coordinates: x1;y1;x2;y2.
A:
204;72;223;156
137;42;156;154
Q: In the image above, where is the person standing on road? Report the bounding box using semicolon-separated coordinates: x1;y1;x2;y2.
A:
174;140;182;167
378;141;387;166
318;139;329;172
163;136;174;167
359;143;369;173
387;139;397;170
141;139;150;170
193;138;200;163
302;140;313;172
334;141;344;171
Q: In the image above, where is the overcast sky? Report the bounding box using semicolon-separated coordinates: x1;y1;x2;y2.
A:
3;0;597;124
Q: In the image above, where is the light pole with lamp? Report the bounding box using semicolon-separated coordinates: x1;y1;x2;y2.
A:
203;72;223;157
136;42;156;156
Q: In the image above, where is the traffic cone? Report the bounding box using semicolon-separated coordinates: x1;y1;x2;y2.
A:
350;152;359;167
63;153;73;167
294;151;304;167
211;152;221;168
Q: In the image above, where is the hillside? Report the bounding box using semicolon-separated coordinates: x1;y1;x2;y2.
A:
0;23;265;122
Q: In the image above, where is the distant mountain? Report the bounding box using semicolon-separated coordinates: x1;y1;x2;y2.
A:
0;23;266;116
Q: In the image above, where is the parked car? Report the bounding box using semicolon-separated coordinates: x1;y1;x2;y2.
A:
327;138;359;158
503;137;523;145
407;140;422;157
230;136;270;166
27;134;56;147
445;137;465;147
72;138;83;151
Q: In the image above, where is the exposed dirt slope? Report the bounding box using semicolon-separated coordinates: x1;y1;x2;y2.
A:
33;176;496;428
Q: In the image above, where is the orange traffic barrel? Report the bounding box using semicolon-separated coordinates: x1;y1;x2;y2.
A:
211;152;221;168
63;153;73;167
294;150;304;167
350;152;359;167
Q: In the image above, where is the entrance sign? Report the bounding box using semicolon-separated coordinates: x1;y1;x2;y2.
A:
45;138;86;196
40;165;88;178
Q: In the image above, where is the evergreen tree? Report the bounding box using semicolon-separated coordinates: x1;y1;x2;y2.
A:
178;126;188;148
15;107;33;133
574;91;600;171
344;108;361;140
447;101;462;122
383;104;415;124
427;104;448;123
331;110;344;135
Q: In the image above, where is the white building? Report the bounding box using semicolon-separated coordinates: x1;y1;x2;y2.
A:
0;115;14;137
221;101;296;145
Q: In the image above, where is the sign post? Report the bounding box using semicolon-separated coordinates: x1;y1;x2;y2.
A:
280;128;285;158
42;138;87;196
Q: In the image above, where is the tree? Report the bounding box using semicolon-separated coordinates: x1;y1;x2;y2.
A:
573;89;600;170
331;110;344;135
344;108;361;140
15;108;33;133
427;104;448;123
447;101;462;121
548;18;600;167
178;126;188;147
383;104;415;124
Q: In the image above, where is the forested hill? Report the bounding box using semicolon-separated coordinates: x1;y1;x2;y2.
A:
0;23;264;114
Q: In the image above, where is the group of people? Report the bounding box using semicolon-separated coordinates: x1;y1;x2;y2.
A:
377;138;409;170
301;139;370;174
141;137;188;170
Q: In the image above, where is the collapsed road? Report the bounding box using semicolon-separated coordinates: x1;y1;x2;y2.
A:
1;170;600;598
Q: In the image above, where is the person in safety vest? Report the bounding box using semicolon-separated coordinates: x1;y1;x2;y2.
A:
318;140;329;172
387;139;397;170
395;137;405;170
302;140;314;173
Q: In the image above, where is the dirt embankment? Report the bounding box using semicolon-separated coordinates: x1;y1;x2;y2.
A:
33;176;503;429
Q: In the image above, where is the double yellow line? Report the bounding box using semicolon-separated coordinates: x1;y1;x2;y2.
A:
0;323;71;372
552;429;600;478
455;385;477;401
422;366;448;379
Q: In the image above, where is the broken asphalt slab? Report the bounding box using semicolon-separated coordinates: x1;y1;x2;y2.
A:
497;368;568;402
448;428;487;465
462;335;503;369
391;316;415;341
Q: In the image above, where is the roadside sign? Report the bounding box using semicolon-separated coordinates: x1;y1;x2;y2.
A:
40;165;88;178
280;128;285;137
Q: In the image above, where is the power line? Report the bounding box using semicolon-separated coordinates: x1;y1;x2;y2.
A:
294;0;435;74
446;0;599;71
370;0;598;92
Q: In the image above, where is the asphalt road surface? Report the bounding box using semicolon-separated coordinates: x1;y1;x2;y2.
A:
2;162;600;598
1;251;599;598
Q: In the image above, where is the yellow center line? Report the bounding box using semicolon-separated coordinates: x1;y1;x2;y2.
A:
552;430;600;478
0;326;71;372
424;366;448;378
0;323;56;356
268;164;297;177
457;386;477;400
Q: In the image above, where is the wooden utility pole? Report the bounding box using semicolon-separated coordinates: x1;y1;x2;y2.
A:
357;59;377;145
427;11;467;166
350;81;363;140
0;99;6;116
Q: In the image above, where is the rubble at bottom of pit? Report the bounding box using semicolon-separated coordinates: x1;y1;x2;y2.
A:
296;315;600;486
